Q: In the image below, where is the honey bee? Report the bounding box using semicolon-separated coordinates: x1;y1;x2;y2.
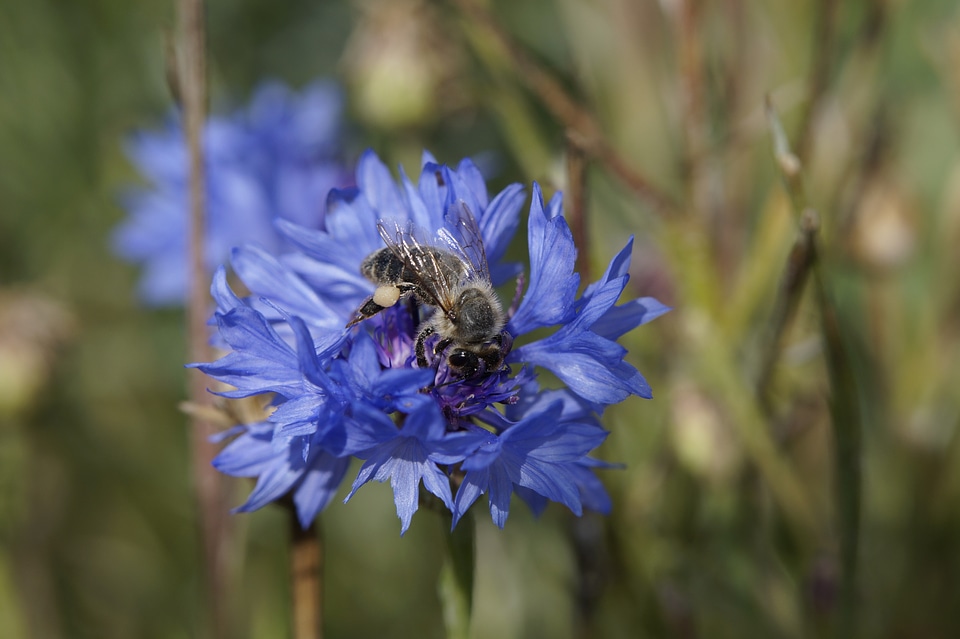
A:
347;200;508;378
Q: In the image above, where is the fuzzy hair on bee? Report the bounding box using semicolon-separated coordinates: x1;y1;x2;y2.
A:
346;200;509;378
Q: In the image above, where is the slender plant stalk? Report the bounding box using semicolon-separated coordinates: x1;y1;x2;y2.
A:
766;98;861;637
674;0;708;214
763;97;823;408
290;511;323;639
451;0;677;216
565;134;590;283
178;1;230;637
794;0;838;164
757;207;819;416
438;511;475;639
568;514;607;639
815;273;861;639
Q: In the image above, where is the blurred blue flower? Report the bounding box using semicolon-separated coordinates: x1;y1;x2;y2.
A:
193;150;669;533
113;80;350;306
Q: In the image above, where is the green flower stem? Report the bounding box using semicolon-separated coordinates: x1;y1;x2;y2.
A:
662;221;817;539
767;98;862;637
438;510;475;639
816;274;861;639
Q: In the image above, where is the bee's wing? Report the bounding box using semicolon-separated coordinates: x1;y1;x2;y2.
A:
376;219;461;313
436;199;492;284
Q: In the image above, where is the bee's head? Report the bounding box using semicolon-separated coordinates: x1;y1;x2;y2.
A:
453;287;503;343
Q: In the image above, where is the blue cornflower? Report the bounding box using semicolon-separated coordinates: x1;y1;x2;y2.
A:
113;80;350;306
194;150;669;533
194;269;433;528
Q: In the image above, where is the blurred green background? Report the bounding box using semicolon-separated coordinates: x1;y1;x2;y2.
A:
3;0;960;637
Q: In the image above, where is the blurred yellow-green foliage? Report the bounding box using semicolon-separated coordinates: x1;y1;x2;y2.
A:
3;0;960;637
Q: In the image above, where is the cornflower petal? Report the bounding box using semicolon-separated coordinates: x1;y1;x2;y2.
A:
454;158;489;209
214;425;350;527
190;308;301;398
356;149;405;217
572;458;616;514
400;167;435;230
237;455;306;514
578;237;671;340
113;80;349;306
345;404;454;534
210;266;244;314
476;183;525;276
292;452;352;528
274;218;374;291
418;160;445;219
511;332;651;404
212;423;276;477
337;332;434;411
453;402;608;528
231;245;341;329
514;486;549;518
590;297;672;342
439;165;484;230
453;463;514;529
510;273;653;403
269;396;325;439
322;188;385;253
507;183;579;334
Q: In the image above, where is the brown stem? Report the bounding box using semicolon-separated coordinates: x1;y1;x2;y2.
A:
452;0;678;216
290;512;324;639
675;0;708;213
565;134;590;283
794;0;838;164
178;1;230;637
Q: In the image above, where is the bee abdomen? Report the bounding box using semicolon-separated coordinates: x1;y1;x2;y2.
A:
361;248;406;284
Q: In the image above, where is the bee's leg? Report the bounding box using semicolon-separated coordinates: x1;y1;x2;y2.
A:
476;331;510;373
347;283;419;328
479;348;503;372
433;337;453;355
415;326;435;368
346;296;387;328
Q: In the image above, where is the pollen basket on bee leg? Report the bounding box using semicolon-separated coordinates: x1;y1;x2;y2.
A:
373;285;402;308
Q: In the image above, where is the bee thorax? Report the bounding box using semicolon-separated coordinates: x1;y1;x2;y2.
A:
453;287;503;343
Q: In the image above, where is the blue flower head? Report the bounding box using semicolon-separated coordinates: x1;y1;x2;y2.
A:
113;80;351;306
193;150;669;534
